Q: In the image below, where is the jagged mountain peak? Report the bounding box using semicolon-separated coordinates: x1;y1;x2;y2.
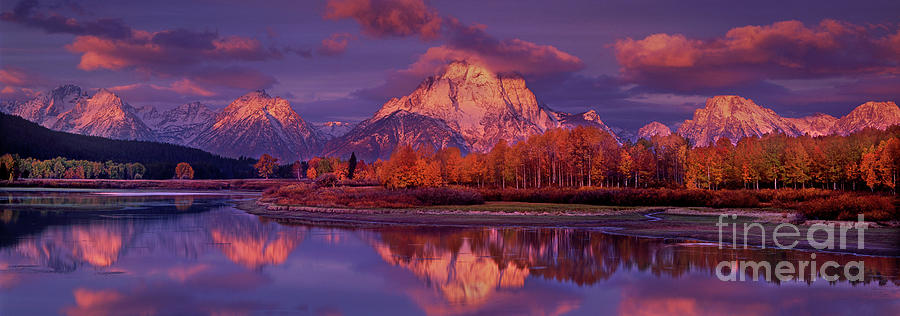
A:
49;86;155;141
323;110;469;161
315;121;355;141
847;101;899;116
366;61;555;153
2;84;87;124
701;95;768;116
638;121;672;139
440;61;494;81
83;88;125;108
677;95;799;147
785;113;838;137
49;84;85;97
581;109;601;122
832;101;900;135
192;90;321;160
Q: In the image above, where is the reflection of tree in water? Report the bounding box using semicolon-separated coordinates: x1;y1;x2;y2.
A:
173;196;194;211
2;191;307;272
0;192;151;209
6;211;309;272
208;217;306;270
368;226;900;305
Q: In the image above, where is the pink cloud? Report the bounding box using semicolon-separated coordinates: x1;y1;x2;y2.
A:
325;0;442;40
0;66;45;100
324;1;583;77
4;1;291;94
109;80;215;98
0;67;34;86
402;19;583;77
66;30;279;73
406;40;583;77
318;33;354;56
614;19;900;91
0;86;39;100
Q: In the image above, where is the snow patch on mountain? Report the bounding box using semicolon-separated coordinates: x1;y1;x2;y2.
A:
637;121;672;139
191;90;322;160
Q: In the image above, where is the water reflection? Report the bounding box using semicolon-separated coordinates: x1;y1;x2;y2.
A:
209;218;305;270
0;190;898;315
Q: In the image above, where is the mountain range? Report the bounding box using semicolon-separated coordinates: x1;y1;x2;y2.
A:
324;61;615;161
2;62;899;161
675;95;900;146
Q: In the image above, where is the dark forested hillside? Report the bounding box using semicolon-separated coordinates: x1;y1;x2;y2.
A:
0;113;254;179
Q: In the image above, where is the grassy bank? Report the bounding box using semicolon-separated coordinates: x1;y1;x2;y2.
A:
263;184;899;221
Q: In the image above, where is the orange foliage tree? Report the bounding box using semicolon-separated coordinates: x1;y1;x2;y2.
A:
254;154;279;179
175;162;194;179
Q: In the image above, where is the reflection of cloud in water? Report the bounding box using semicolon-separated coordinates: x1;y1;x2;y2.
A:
62;284;269;316
0;260;21;290
615;275;900;316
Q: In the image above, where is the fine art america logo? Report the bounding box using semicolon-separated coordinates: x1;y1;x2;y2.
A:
714;214;867;282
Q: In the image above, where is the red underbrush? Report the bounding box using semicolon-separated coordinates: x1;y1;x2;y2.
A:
264;184;483;209
264;184;897;221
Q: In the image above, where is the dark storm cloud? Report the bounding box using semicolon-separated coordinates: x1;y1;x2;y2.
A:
324;0;443;40
1;0;133;39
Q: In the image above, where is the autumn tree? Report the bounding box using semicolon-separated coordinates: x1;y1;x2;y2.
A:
783;140;811;188
306;166;318;179
618;148;633;187
0;154;19;181
436;147;464;184
291;161;304;180
254;154;279;179
175;162;194;179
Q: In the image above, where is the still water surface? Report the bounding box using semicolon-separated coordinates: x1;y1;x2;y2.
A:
1;189;898;315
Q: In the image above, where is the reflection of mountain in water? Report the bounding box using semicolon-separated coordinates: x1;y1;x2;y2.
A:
373;238;529;305
360;226;900;307
1;192;306;271
209;217;305;270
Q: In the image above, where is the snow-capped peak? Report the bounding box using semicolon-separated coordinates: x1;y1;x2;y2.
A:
637;121;672;139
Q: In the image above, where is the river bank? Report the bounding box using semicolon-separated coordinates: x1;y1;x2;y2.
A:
0;178;301;191
240;199;900;257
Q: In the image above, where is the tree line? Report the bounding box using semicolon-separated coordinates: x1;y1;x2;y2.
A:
366;125;900;192
1;154;147;180
0;113;255;179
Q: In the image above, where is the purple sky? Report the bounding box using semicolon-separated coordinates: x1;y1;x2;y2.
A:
1;0;899;130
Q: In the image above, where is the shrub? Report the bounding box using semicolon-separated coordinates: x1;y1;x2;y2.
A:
409;187;484;206
264;185;484;208
796;195;896;221
315;173;338;187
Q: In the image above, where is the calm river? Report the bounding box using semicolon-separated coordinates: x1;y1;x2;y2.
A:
1;189;898;315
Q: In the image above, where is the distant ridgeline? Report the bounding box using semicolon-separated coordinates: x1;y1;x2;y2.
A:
0;113;254;179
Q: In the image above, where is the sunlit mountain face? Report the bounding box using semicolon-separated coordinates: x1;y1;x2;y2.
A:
2;190;897;315
2;0;899;159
